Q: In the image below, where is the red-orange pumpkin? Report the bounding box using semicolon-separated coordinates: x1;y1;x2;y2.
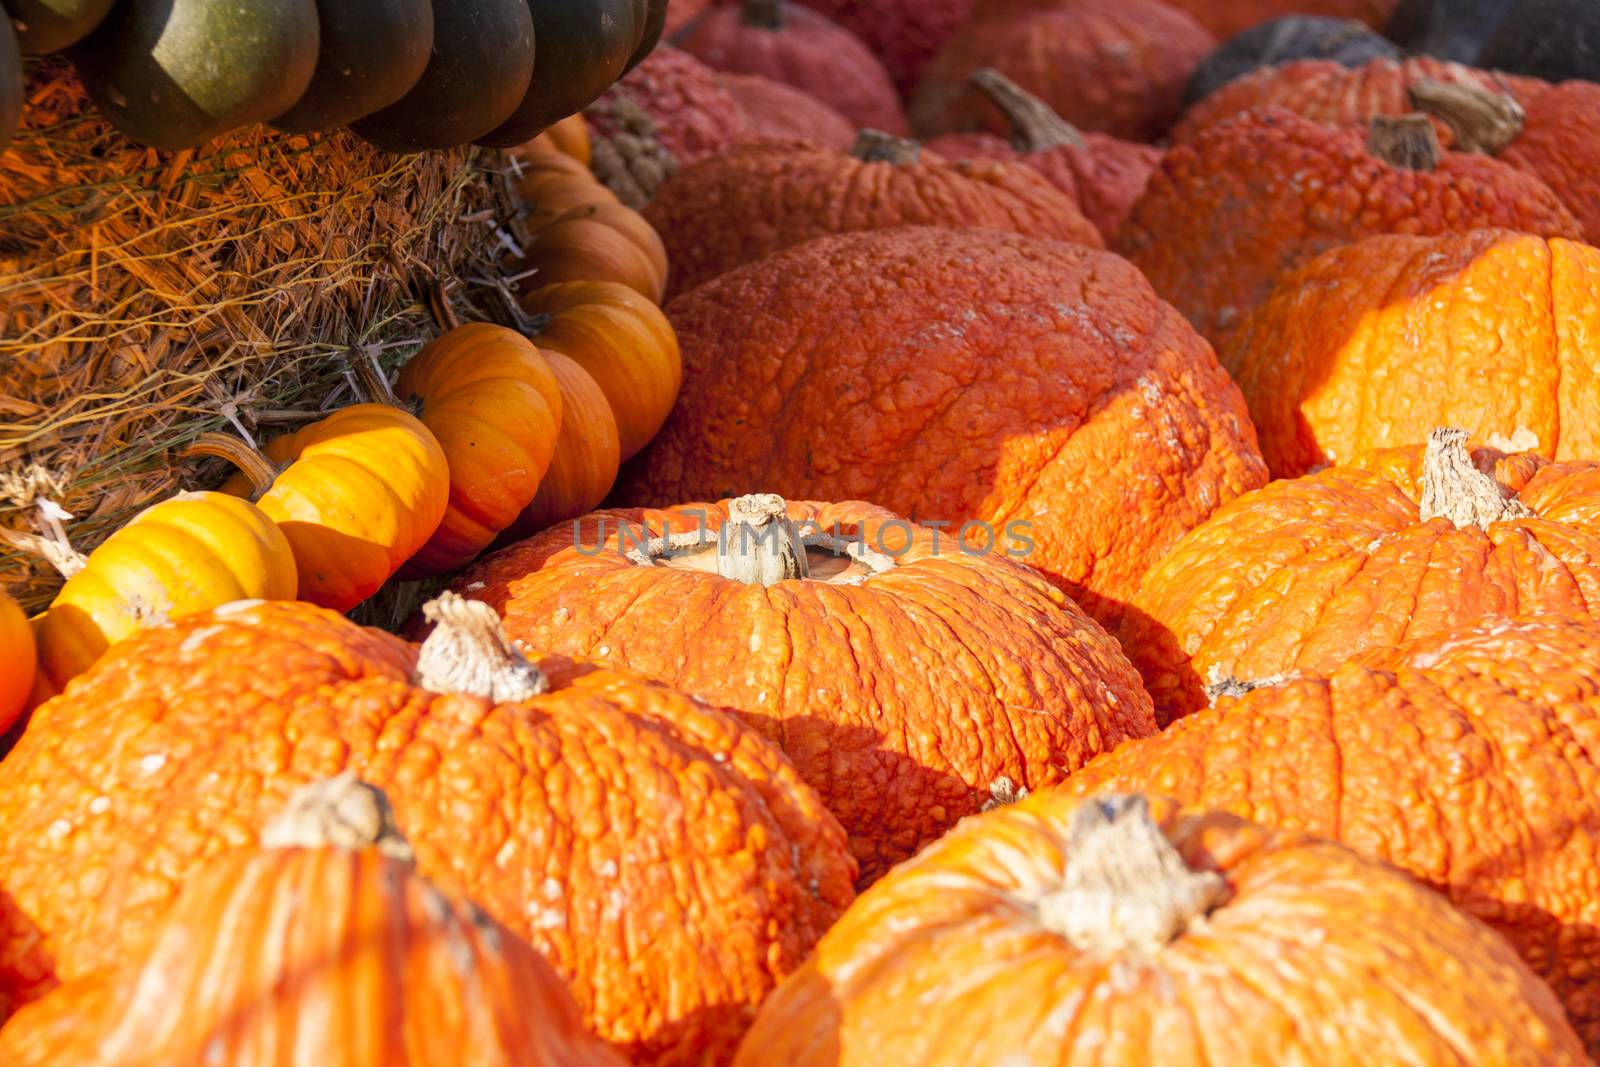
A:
719;71;855;148
792;0;975;94
1501;80;1600;243
0;589;34;736
1165;0;1400;39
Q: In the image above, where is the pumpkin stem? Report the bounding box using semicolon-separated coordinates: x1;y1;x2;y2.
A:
980;776;1030;812
183;432;282;500
850;130;922;165
717;493;809;586
969;68;1085;151
261;773;416;864
415;592;550;701
741;0;784;30
1037;794;1228;956
1407;79;1525;155
1367;114;1441;171
1419;427;1535;528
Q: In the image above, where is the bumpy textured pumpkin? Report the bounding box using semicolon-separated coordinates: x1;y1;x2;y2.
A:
793;0;973;93
1174;56;1548;141
910;0;1215;142
674;0;906;134
923;68;1165;242
644;135;1102;298
1501;81;1600;243
1164;0;1399;39
518;280;681;461
1118;107;1582;345
390;324;563;577
663;0;711;36
0;596;854;1062
202;404;450;612
1185;15;1401;105
1124;428;1600;721
1223;230;1600;476
618;227;1266;629
1066;613;1600;1054
732;791;1586;1066
0;590;35;735
500;351;621;539
719;71;855;148
452;494;1156;883
32;491;296;694
515;200;669;303
0;776;626;1067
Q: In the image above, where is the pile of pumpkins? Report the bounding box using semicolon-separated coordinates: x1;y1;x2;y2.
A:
7;0;1600;1065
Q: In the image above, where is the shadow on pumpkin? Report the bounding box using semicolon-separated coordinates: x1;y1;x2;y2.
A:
1108;599;1208;729
0;886;55;1026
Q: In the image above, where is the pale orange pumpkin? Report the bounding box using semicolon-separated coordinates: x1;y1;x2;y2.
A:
502;350;621;539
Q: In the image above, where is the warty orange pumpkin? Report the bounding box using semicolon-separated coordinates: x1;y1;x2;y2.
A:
448;493;1157;883
1117;106;1582;346
790;0;973;94
384;324;563;577
194;404;449;612
1122;428;1600;722
732;791;1587;1066
1494;81;1600;243
0;595;853;1062
643;132;1103;299
619;226;1267;632
718;71;855;148
1064;613;1600;1055
30;491;296;696
0;589;35;736
0;775;627;1067
1222;229;1600;477
585;45;745;188
517;280;681;461
499;350;620;539
909;0;1215;143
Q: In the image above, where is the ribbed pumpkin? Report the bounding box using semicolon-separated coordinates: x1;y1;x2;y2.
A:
1123;428;1600;722
1065;613;1600;1055
1164;0;1400;39
793;0;974;94
1501;81;1600;243
644;133;1103;298
0;775;627;1067
1117;106;1582;345
509;148;621;231
518;280;681;461
1174;56;1549;142
909;0;1215;143
923;68;1165;242
31;492;297;695
673;0;907;134
515;200;669;303
732;791;1587;1066
520;112;591;166
500;351;621;539
0;590;35;736
1222;230;1600;476
389;324;563;577
617;227;1267;632
719;71;855;148
451;494;1155;883
0;596;854;1062
197;405;449;612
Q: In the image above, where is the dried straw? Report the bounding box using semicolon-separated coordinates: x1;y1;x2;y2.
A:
0;57;530;615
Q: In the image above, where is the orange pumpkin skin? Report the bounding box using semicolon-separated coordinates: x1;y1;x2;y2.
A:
454;497;1157;883
0;600;854;1062
510;150;620;231
1502;81;1600;244
515;208;667;304
909;0;1215;143
0;590;34;736
719;71;855;148
1118;107;1582;346
1166;0;1398;39
1123;437;1600;722
393;324;563;577
1176;57;1549;141
644;139;1104;299
733;791;1587;1067
501;351;620;539
0;831;626;1066
1064;614;1600;1054
792;0;973;95
620;227;1267;631
1223;230;1600;477
526;112;591;166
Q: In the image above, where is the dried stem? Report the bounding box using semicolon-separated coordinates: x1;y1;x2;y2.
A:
969;68;1084;151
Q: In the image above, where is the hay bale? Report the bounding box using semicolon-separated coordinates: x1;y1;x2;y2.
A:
0;58;523;614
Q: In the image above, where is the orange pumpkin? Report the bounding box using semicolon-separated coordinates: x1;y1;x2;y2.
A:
0;589;34;736
733;791;1586;1066
501;350;620;539
518;280;681;461
521;112;592;166
1064;613;1600;1055
515;201;668;303
199;404;450;612
509;149;619;231
0;596;854;1062
1122;428;1600;722
1501;80;1600;243
390;324;563;577
0;775;626;1067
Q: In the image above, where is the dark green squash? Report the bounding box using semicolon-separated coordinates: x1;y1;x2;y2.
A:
476;0;637;148
1186;17;1399;106
1477;0;1600;82
72;0;320;149
0;13;20;152
271;0;434;133
2;0;116;54
1386;0;1517;62
624;0;667;75
350;0;535;152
